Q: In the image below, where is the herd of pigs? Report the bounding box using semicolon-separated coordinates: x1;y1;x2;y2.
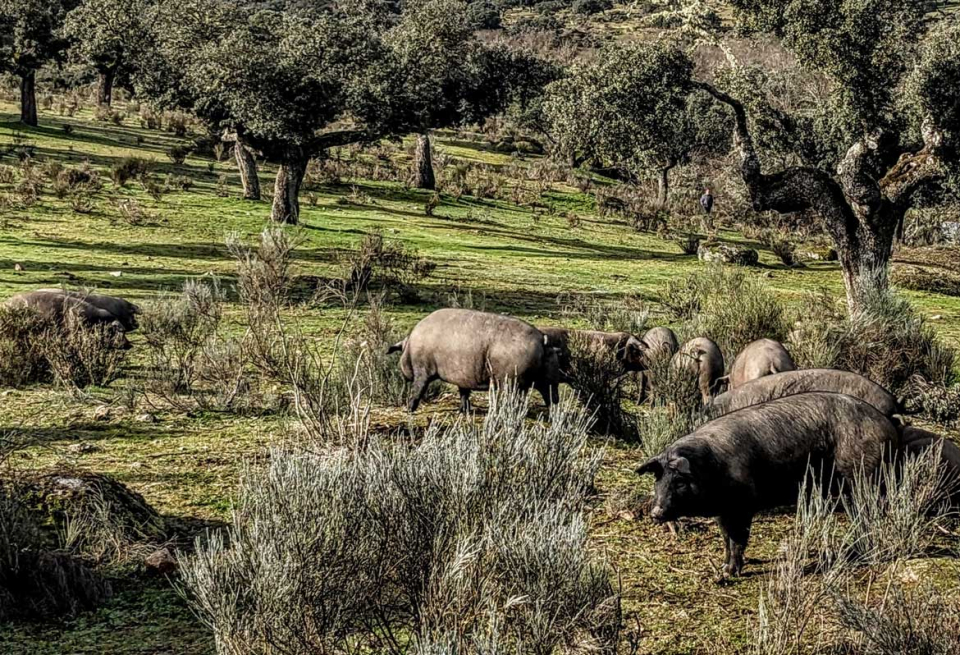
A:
5;294;959;577
388;308;960;576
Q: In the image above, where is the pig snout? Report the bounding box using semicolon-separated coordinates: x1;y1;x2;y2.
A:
650;505;666;521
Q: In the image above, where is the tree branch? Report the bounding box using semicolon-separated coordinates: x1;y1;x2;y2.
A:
691;80;861;249
879;121;946;212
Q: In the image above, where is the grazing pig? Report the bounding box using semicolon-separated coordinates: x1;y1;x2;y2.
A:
539;327;645;380
389;309;561;413
709;369;900;419
671;337;724;405
639;326;679;364
6;290;132;349
900;426;960;505
637;392;899;576
727;339;796;389
38;289;140;332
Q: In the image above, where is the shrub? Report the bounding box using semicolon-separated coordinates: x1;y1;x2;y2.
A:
139;105;162;130
904;376;960;426
838;273;956;391
661;265;788;361
566;332;635;439
786;289;846;370
166;144;192;165
227;227;299;310
341;232;437;300
677;233;700;255
572;0;612;14
0;306;51;386
165;174;194;192
181;385;619;654
111;157;150;187
165;111;189;137
340;296;410;407
139;279;262;413
891;264;960;297
465;0;501;29
115;199;148;226
39;310;128;389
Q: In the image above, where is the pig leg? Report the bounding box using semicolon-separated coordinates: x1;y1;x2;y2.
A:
717;514;752;577
535;381;557;407
459;388;472;414
408;374;432;413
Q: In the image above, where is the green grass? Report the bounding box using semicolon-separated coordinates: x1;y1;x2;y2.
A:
1;99;959;654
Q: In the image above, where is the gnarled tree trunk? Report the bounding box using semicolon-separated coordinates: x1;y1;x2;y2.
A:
656;160;677;209
20;71;38;127
694;82;945;314
413;132;435;190
97;68;117;107
234;137;261;201
271;149;309;224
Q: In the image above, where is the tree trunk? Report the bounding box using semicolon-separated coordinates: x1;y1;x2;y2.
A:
656;162;676;209
413;132;435;190
693;81;945;315
20;71;38;127
234;138;261;201
271;151;309;224
97;69;116;107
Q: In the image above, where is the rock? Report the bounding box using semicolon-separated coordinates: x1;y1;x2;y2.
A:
109;271;122;277
145;548;178;576
13;263;23;272
697;242;759;266
135;412;158;424
67;442;99;455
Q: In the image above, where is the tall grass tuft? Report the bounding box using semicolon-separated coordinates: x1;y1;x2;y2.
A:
181;384;620;654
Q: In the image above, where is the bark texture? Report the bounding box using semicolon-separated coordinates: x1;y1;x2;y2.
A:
97;69;116;107
657;160;677;208
234;137;261;201
271;150;309;224
694;82;946;313
413;132;436;190
20;72;38;127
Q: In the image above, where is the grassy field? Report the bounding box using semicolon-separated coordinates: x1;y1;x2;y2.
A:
1;99;959;654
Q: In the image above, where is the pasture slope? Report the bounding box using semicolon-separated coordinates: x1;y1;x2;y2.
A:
0;101;958;654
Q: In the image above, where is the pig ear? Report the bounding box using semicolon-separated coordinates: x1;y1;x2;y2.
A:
636;457;663;477
669;456;691;476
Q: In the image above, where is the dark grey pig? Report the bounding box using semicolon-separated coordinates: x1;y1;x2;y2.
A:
727;338;796;389
389;309;560;413
38;288;140;331
6;290;132;349
539;327;645;379
709;369;900;418
671;337;725;405
637;392;899;576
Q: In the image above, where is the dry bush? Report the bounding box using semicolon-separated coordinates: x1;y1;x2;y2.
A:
635;350;706;458
341;231;437;301
38;311;128;390
904;376;960;426
181;385;619;655
838;274;956;392
139;279;266;414
891;265;960;297
566;332;635;439
0;306;53;386
166;144;192;165
661;264;788;361
558;292;649;336
340;295;410;407
786;289;846;370
227;227;299;309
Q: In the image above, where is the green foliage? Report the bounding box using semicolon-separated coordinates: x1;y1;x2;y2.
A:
543;41;729;181
0;0;71;77
63;0;148;80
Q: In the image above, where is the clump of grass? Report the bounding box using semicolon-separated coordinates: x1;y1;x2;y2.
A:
181;384;619;654
661;264;787;362
558;292;649;335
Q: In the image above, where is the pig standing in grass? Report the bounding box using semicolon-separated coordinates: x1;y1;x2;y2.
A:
727;338;796;389
539;327;645;381
671;337;725;405
6;290;133;349
708;368;900;418
637;392;899;576
389;308;560;413
37;289;140;332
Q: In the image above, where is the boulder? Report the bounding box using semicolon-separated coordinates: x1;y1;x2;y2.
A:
697;242;759;266
145;548;178;576
798;246;839;262
942;221;960;244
